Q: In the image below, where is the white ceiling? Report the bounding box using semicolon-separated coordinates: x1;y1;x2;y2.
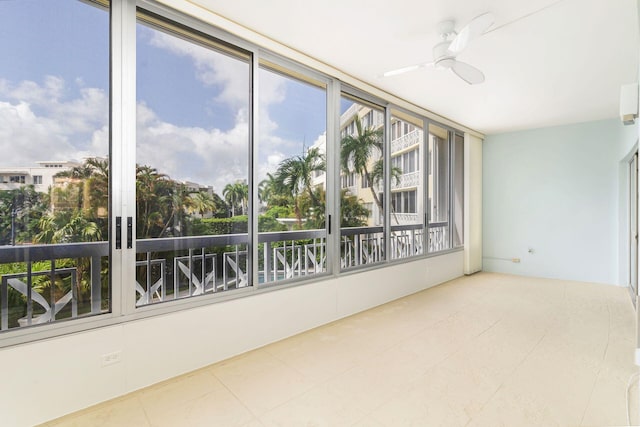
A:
189;0;638;134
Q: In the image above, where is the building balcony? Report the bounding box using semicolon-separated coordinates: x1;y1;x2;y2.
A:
392;171;420;190
391;129;421;153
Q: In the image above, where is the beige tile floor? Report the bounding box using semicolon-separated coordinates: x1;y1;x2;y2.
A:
43;272;639;426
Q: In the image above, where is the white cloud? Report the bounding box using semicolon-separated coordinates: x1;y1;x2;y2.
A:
0;31;326;197
0;77;108;166
146;29;288;140
0;74;313;193
0;100;73;165
136;101;250;192
144;28;313;186
148;29;287;112
148;30;250;109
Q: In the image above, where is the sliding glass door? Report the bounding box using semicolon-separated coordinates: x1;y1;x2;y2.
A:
0;0;469;339
134;13;251;306
0;0;111;330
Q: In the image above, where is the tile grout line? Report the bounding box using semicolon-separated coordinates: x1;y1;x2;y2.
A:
137;394;154;427
464;308;557;427
578;292;613;426
208;368;264;423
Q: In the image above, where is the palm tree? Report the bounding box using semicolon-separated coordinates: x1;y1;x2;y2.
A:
258;173;275;205
135;165;172;238
35;211;102;244
223;182;248;216
54;162;95;212
341;115;402;223
0;186;48;245
369;157;403;224
188;191;217;218
259;173;292;209
273;147;325;226
341;115;384;210
158;183;192;237
84;157;109;217
34;210;102;304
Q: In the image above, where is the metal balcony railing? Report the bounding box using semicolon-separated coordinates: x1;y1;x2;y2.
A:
0;241;107;331
0;222;450;331
391;130;421;153
392;171;420;190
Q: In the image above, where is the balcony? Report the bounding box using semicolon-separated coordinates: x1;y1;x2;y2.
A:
0;222;450;331
391;129;421;153
392;171;420;190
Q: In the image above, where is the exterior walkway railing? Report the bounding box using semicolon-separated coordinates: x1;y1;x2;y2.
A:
0;222;450;330
0;241;107;330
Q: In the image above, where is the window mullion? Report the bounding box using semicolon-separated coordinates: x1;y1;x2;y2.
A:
424;118;431;253
451;132;457;249
250;50;259;288
327;78;340;276
112;0;138;316
384;106;391;262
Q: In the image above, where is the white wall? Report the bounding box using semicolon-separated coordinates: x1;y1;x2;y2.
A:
0;251;462;427
483;118;637;285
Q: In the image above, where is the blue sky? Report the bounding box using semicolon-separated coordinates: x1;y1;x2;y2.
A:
340;98;353;115
137;26;239;131
0;0;108;91
267;77;326;148
0;0;330;192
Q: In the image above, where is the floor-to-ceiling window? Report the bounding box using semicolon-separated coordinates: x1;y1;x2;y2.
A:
452;132;464;248
0;1;467;342
257;62;328;284
339;94;386;269
135;14;251;305
390;109;425;259
428;123;450;252
0;0;110;331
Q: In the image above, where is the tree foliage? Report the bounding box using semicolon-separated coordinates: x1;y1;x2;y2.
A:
223;182;248;216
0;185;49;245
340;115;402;223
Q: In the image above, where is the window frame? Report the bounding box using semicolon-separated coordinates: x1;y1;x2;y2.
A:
0;0;468;347
255;53;333;288
338;87;390;272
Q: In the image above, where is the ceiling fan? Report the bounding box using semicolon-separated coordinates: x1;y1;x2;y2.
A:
383;12;494;85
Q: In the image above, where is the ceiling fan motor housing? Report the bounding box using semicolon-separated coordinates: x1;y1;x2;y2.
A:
436;20;456;38
433;40;455;69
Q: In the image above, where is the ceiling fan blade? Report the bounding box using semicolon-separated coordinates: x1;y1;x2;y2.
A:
382;62;432;77
451;60;485;85
447;12;494;55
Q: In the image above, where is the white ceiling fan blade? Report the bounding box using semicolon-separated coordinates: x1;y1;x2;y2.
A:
382;62;432;77
447;12;494;55
451;60;485;85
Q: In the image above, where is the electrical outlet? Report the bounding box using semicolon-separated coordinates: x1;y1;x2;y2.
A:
101;350;122;367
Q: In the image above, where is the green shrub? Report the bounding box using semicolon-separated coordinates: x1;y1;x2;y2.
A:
195;216;249;235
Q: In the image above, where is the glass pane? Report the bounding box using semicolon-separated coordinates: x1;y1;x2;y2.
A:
390;109;424;259
340;96;386;268
428;123;450;252
257;66;327;284
0;0;110;331
453;133;464;247
136;19;250;305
